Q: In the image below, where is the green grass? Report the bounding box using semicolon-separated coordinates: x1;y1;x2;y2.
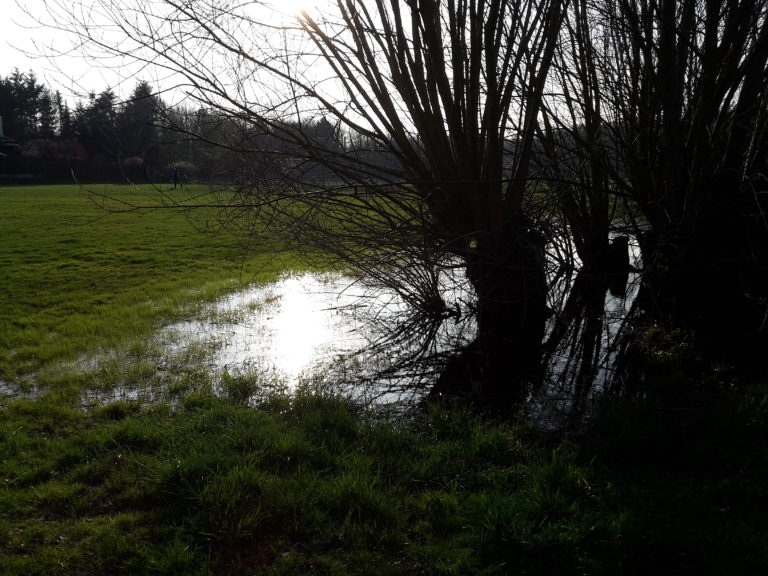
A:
1;388;766;575
2;183;767;574
0;391;615;575
0;184;302;382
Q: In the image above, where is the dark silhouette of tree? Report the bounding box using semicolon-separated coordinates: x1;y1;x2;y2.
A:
74;89;119;158
118;81;159;162
572;0;768;360
55;91;74;139
0;70;45;141
37;89;57;138
31;0;768;402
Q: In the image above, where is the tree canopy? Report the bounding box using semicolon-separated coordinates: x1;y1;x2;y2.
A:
16;0;768;407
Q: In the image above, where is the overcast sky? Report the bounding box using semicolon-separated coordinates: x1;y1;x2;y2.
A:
4;0;212;104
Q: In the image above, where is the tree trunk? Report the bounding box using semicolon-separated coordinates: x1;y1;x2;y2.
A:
433;226;548;410
638;174;768;365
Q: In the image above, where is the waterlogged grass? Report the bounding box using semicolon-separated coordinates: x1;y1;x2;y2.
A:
0;184;302;382
1;389;766;575
2;184;767;574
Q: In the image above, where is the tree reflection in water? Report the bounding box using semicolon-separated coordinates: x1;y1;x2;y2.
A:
159;235;643;428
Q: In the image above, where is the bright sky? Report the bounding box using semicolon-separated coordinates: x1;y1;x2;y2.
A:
4;1;129;102
3;0;328;105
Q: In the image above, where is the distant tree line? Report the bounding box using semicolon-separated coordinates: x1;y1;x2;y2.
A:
0;69;386;185
0;70;159;181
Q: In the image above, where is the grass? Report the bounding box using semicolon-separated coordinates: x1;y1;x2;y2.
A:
0;183;303;382
2;387;766;575
1;183;767;574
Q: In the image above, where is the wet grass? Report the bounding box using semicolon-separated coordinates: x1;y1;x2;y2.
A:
2;184;767;574
0;183;303;383
2;386;766;575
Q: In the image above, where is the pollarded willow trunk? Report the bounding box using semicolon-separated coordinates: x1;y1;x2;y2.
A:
435;225;548;409
589;0;768;367
639;174;768;364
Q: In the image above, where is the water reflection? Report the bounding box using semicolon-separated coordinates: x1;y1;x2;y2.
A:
165;274;366;383
530;235;643;428
161;270;476;402
530;272;641;425
155;234;643;426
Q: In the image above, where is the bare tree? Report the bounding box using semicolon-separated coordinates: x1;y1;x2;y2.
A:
298;0;565;401
33;0;567;405
587;0;768;358
540;0;619;274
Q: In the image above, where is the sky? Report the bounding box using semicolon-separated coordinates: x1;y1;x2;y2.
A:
4;1;218;104
5;2;91;97
5;1;226;102
3;0;325;105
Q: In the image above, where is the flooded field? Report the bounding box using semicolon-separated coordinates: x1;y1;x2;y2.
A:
163;274;371;384
157;268;477;403
152;235;640;424
3;234;642;427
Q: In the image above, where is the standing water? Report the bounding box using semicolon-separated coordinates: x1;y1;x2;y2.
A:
52;237;642;426
160;269;477;403
156;233;641;425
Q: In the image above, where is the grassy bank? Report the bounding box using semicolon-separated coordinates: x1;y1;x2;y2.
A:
2;387;767;575
0;184;300;382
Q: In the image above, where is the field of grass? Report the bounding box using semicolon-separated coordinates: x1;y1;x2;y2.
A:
0;184;300;384
2;383;767;575
1;184;767;574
